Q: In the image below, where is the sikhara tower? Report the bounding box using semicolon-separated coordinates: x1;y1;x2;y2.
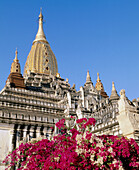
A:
24;10;58;76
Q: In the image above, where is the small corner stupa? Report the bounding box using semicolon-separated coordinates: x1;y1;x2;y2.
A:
95;72;108;98
6;49;25;89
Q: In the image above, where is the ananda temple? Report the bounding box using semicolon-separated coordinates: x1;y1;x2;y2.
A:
0;11;139;169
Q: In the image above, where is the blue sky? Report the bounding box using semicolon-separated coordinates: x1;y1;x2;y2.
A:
0;0;139;100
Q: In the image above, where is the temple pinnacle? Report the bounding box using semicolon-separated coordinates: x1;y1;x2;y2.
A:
110;82;119;100
85;70;92;85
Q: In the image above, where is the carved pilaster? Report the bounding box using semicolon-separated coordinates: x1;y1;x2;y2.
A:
22;126;28;143
36;126;41;138
9;128;15;151
29;126;34;141
43;127;47;138
47;127;53;140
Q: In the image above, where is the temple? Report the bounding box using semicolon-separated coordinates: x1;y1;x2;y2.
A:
0;11;139;169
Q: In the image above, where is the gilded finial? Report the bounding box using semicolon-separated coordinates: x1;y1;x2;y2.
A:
15;47;18;55
39;7;43;18
97;72;100;82
33;9;48;44
14;48;18;62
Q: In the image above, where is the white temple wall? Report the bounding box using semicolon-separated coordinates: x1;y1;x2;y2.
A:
0;124;13;170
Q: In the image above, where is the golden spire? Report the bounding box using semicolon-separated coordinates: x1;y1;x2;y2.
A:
11;49;21;73
95;72;104;91
95;72;108;98
33;9;48;44
110;82;119;100
97;72;100;82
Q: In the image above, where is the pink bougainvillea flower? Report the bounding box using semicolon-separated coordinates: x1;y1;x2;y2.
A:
56;118;65;129
3;118;139;170
76;118;87;124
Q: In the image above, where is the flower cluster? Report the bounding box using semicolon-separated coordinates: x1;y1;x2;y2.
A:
76;118;96;130
3;117;139;170
56;118;65;129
